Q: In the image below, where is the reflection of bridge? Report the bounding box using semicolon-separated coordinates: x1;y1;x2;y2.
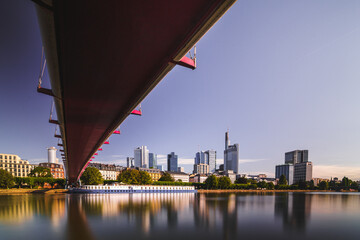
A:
33;0;236;183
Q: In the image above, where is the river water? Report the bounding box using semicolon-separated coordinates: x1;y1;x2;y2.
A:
0;192;359;240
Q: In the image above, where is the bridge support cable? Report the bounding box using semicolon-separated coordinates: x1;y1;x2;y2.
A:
49;100;59;124
36;47;55;96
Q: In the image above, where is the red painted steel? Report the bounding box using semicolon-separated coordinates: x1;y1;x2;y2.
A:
177;56;196;69
34;0;235;183
131;109;142;116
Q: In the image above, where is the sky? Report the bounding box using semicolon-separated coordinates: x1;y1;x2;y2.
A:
1;0;360;180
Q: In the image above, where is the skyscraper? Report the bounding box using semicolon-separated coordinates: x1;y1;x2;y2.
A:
275;164;294;185
285;150;308;164
224;130;239;174
167;152;178;172
275;150;313;184
195;151;208;165
149;153;157;168
206;150;216;173
126;157;134;168
134;146;149;168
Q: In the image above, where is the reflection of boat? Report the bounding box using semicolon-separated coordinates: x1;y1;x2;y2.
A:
68;185;196;193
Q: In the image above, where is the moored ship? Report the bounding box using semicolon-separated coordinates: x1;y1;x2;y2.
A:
68;184;196;193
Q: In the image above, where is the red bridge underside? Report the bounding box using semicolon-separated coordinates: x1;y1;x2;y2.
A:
35;0;235;183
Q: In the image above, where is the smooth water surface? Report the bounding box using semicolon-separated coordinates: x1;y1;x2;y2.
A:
0;192;359;240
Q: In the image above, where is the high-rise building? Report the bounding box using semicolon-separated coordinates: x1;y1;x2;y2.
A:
0;153;35;177
294;162;313;183
224;130;239;174
177;167;184;173
167;152;178;172
157;165;164;171
285;150;308;164
126;157;134;168
149;153;157;168
195;151;208;165
275;164;294;185
193;163;209;175
206;150;216;173
275;150;313;184
47;147;58;164
134;146;149;168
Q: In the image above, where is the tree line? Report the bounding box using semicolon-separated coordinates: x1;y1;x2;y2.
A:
0;167;65;189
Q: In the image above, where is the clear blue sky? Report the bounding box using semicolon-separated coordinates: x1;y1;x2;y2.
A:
1;0;360;179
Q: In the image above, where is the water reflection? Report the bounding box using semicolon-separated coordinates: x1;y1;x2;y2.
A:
0;192;359;240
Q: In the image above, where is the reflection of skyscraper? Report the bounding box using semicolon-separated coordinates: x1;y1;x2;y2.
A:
224;130;239;174
134;146;149;168
274;193;312;232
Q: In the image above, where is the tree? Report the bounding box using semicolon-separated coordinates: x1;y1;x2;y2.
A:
257;181;267;189
235;177;247;184
139;171;152;184
80;167;104;185
350;181;359;190
267;182;275;190
298;180;307;190
319;181;329;190
341;177;350;190
29;167;52;178
309;180;315;190
278;174;287;185
0;169;14;189
117;169;141;184
218;176;231;189
204;175;218;189
158;172;174;182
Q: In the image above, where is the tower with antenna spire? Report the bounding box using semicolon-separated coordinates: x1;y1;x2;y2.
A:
224;129;239;174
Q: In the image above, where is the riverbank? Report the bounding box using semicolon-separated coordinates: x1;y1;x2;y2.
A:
197;189;338;193
0;189;68;195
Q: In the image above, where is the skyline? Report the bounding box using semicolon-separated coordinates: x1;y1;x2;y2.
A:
1;0;360;180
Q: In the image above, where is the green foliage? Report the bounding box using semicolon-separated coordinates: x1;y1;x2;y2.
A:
309;180;315;190
341;177;350;190
117;169;152;185
0;169;14;189
350;181;359;190
29;166;52;178
139;171;153;184
218;176;231;189
13;177;65;189
235;177;247;184
80;167;104;185
267;182;275;190
298;180;307;190
158;172;175;182
204;175;218;189
117;169;140;184
104;180;117;185
319;181;329;190
278;174;287;185
257;181;268;189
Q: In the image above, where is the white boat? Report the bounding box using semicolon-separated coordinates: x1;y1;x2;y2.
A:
68;184;196;193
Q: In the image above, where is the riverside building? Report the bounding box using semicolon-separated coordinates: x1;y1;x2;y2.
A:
0;153;35;177
275;150;313;184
